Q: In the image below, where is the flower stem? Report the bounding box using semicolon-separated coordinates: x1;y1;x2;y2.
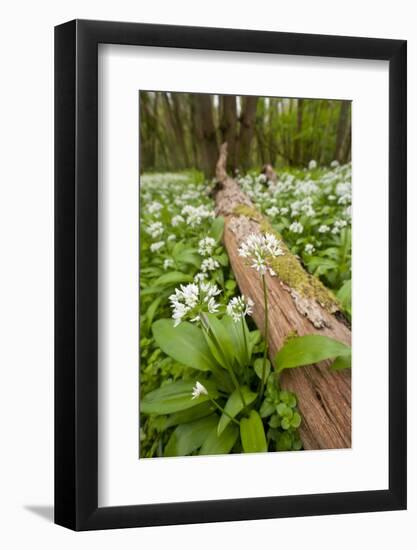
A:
241;316;250;384
258;274;269;401
209;397;240;426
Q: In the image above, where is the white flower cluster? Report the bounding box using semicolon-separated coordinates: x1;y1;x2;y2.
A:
289;222;304;234
198;237;216;257
191;381;208;400
318;224;330;233
181;205;215;228
150;241;164;253
238;233;284;276
171;214;185;226
304;243;315;255
226;295;254;323
308;159;317;170
163;258;174;270
169;282;221;327
146;221;164;239
147;201;163;216
201;258;220;273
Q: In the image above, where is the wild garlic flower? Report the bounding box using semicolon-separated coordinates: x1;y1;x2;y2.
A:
238;233;284;277
318;224;330;234
150;241;164;252
147;201;163;215
201;258;220;273
163;258;174;270
226;295;254;322
304;243;315;255
169;282;221;327
194;272;208;283
330;160;340;168
198;237;216;257
266;206;280;218
289;222;304;234
181;205;215;227
308;159;317;170
171;214;185;227
146;221;164;239
191;381;208;400
167;234;176;241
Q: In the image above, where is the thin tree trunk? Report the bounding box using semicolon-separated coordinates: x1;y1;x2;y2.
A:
293;98;304;165
237;96;258;171
219;96;238;173
162;93;189;169
193;94;219;178
214;144;351;450
335;101;350;163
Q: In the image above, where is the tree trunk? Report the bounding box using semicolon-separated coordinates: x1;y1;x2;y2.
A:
214;144;351;450
293;98;304;165
238;96;258;171
335;101;350;163
219;96;238;174
193;94;219;178
162;93;189;169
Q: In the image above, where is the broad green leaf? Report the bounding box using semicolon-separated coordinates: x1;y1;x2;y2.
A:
259;399;275;418
331;351;351;370
145;296;163;330
201;313;235;369
248;330;261;356
221;315;250;367
200;423;239;455
217;386;257;436
153;271;193;287
240;411;267;453
141;380;218;415
152;319;216;371
210;216;225;242
275;334;351;372
162;401;216;430
164;415;218;457
337;279;351;317
254;358;271;382
174;249;201;268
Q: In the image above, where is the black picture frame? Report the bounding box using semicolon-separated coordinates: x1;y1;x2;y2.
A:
55;19;407;531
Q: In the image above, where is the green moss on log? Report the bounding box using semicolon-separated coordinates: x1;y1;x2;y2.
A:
233;204;341;313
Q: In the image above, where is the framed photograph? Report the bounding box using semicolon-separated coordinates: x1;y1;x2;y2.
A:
55;19;407;530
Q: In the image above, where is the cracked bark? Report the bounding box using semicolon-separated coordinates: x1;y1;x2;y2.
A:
214;143;351;450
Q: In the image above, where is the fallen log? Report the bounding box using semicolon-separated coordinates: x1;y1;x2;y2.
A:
214;143;351;450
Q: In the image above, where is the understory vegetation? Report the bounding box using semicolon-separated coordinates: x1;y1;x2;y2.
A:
139;161;352;458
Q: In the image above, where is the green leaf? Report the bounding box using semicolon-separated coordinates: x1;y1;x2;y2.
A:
145;296;163;330
254;358;271;382
141;380;218;415
210;216;225;242
200;423;239;455
201;313;235;369
174;249;201;268
260;399;275;418
153;271;193;287
217;386;257;436
291;412;302;428
248;330;261;356
152;319;216;371
162;401;216;430
331;351;351;370
240;411;267;453
337;279;351;316
275;334;351;372
164;415;218;457
221;315;249;367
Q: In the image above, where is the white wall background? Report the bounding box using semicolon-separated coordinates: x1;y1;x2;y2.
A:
0;1;414;548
